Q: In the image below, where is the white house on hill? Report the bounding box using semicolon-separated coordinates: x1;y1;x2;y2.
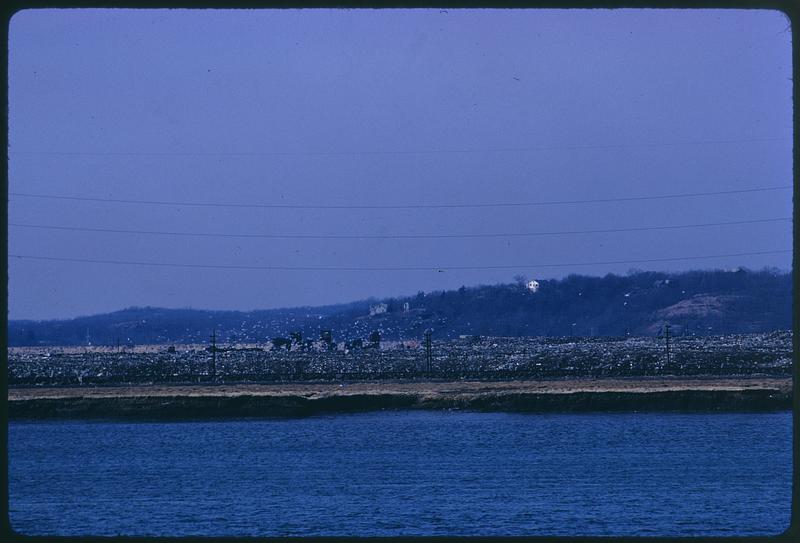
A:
369;303;388;316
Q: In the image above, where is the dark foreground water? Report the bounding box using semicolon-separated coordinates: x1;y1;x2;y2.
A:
9;411;792;536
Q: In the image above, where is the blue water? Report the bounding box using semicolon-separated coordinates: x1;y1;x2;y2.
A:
8;411;792;536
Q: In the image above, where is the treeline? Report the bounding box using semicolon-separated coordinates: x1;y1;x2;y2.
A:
7;267;792;346
384;267;791;338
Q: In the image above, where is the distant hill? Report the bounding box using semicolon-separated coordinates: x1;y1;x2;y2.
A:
7;268;792;347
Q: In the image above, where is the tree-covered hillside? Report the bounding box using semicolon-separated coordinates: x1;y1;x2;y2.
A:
8;268;792;346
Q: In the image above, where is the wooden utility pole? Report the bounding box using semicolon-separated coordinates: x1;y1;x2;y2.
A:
424;329;432;373
210;329;217;381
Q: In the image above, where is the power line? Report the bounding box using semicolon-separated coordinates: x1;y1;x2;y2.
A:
9;250;791;272
8;217;792;240
8;185;792;210
7;136;791;157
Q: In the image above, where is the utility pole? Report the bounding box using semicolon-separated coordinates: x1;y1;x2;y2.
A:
210;329;217;381
664;323;671;368
424;329;432;373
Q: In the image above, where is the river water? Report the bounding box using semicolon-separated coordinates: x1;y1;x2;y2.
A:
8;411;792;536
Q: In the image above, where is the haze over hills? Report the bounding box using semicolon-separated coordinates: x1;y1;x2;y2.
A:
8;268;791;347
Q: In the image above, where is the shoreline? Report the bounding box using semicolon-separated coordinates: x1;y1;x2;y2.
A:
8;377;792;419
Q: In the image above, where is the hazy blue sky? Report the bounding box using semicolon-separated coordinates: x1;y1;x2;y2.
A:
8;8;793;321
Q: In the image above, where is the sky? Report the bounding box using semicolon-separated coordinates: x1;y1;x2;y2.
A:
8;8;793;321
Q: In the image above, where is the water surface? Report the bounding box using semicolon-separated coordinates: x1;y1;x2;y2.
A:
9;411;792;536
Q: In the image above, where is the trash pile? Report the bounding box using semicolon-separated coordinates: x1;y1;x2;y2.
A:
7;331;792;386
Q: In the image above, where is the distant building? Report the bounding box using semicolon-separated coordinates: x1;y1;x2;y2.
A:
527;280;540;293
370;303;388;316
402;302;410;312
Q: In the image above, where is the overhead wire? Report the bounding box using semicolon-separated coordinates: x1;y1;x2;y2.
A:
10;250;792;272
10;182;790;272
8;217;792;240
8;184;793;210
7;136;791;157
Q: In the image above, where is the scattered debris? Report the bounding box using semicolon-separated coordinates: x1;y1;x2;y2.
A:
7;331;791;386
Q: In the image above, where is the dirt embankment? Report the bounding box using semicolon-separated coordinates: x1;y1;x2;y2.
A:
8;377;792;419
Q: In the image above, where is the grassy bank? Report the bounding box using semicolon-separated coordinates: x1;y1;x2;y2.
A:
8;377;792;419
